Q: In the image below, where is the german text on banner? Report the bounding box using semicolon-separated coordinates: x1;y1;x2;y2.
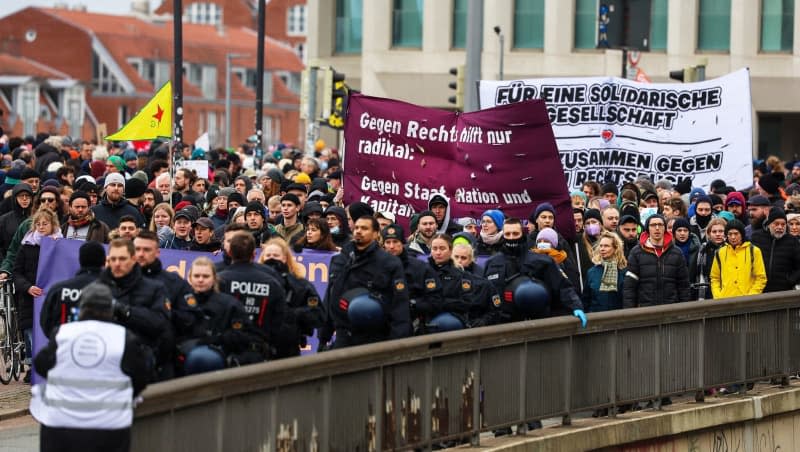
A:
477;69;753;191
343;93;573;236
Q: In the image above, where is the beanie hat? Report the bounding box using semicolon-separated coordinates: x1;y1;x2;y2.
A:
481;209;505;230
267;168;283;183
294;172;312;185
174;200;192;212
710;179;727;193
531;202;555;222
302;201;323;217
347;202;375;222
69;191;91;205
428;194;448;209
601;182;618;195
244;201;266;218
89;161;106;179
381;223;406;244
758;174;780;195
570;190;588;203
104;172;125;188
42;179;60;188
694;194;713;207
671;217;691;235
764;206;787;227
227;192;245;207
131;170;149;184
536;227;559;248
725;191;746;207
452;231;476;248
79;241;106;268
280;193;301;206
78;282;115;314
20;167;40;181
689;187;706;203
107;155;126;172
584;208;602;224
124;177;147;199
725;219;746;238
717;211;735;222
708;194;723;207
218;187;236;198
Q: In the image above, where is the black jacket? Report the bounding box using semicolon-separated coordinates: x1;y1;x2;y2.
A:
13;242;42;330
750;229;800;292
689;240;720;300
92;196;146;230
98;265;173;371
263;260;324;358
321;241;411;347
141;259;192;307
483;248;583;322
0;185;31;260
428;258;498;329
172;289;266;369
40;267;103;335
623;234;690;308
398;248;443;323
219;261;287;357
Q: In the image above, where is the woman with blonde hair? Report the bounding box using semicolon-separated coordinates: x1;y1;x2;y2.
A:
149;202;175;243
259;238;323;357
582;231;627;312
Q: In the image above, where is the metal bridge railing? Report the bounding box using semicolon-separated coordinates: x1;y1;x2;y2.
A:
131;291;800;451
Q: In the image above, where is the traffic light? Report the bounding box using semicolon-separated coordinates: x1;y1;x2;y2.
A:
320;69;348;129
448;65;465;110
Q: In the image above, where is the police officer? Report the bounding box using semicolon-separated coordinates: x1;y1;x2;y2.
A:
173;257;266;375
31;282;151;452
381;223;443;335
320;216;410;349
260;238;324;358
427;233;498;331
40;241;105;335
483;218;587;326
134;230;192;308
218;231;286;361
98;238;173;381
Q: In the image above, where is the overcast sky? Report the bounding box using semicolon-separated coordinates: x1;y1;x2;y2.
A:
3;0;134;18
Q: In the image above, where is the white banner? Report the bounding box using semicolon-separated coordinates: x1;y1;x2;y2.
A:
478;69;753;191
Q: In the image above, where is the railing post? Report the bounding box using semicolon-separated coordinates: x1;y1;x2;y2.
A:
322;376;331;452
782;308;791;386
375;367;384;451
472;350;482;445
739;314;748;394
422;357;432;451
609;330;617;418
517;342;528;434
696;319;706;403
654;324;661;410
562;336;572;426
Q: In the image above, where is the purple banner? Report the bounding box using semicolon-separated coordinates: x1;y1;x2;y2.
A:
33;239;336;365
344;94;573;237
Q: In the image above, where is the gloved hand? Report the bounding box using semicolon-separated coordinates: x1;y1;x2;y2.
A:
113;302;131;322
573;309;587;328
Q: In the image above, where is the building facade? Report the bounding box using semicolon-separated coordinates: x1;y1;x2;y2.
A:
0;5;304;148
307;0;800;160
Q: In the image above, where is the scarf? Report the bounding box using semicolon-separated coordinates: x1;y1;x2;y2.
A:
599;259;619;292
534;248;568;264
480;229;503;245
22;229;63;246
67;211;94;229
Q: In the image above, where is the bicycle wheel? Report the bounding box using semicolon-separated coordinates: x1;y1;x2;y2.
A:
9;316;22;382
0;313;12;384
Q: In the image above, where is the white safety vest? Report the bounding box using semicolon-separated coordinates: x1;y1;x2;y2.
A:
30;320;133;430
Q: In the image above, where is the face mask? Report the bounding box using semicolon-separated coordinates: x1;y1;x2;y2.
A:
695;213;711;228
536;242;552;250
319;161;328;172
585;223;601;237
330;226;340;235
503;237;527;254
263;258;287;273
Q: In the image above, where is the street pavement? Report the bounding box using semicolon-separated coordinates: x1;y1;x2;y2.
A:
0;381;36;451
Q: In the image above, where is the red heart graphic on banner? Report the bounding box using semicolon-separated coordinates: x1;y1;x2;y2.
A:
601;129;614;142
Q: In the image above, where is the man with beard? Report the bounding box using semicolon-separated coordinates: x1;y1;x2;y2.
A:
689;195;714;241
92;173;146;229
215;223;249;272
428;194;461;235
617;214;640;258
319;216;410;349
745;195;771;239
173;168;196;200
725;191;747;223
381;224;442;335
408;210;438;255
750;207;800;292
141;188;163;226
61;191;110;242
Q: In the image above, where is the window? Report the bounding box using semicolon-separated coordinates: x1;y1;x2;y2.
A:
91;52;125;94
19;84;38;137
287;5;307;36
574;0;597;49
513;0;545;49
762;0;794;52
201;65;217;100
452;0;467;49
235;69;273;103
295;42;306;62
64;86;84;138
336;0;363;53
698;0;731;51
650;0;668;50
119;105;129;129
207;111;218;146
185;2;221;26
392;0;423;48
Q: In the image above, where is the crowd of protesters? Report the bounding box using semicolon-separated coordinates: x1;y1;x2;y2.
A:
2;130;799;390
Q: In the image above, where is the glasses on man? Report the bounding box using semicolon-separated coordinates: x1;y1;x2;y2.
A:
40;197;57;204
649;223;665;229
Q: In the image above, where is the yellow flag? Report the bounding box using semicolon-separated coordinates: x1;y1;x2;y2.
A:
105;82;172;141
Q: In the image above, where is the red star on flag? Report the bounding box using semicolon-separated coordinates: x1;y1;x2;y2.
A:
152;104;164;125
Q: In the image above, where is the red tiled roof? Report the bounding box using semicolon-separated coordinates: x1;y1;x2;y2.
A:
0;53;71;79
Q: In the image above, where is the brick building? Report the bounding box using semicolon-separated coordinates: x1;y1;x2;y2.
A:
0;5;304;148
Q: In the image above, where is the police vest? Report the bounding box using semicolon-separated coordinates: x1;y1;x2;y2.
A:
30;320;133;430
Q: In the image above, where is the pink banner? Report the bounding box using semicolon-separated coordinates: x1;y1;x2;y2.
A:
343;94;573;237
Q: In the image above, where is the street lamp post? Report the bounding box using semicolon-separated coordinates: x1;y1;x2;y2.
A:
225;52;249;148
494;26;504;81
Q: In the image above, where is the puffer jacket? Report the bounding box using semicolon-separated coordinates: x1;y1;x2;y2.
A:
623;232;691;308
709;241;767;299
750;229;800;292
582;264;626;312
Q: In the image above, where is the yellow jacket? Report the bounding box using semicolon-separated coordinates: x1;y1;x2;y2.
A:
710;242;767;299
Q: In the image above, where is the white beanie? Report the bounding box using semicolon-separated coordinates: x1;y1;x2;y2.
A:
104;172;126;188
